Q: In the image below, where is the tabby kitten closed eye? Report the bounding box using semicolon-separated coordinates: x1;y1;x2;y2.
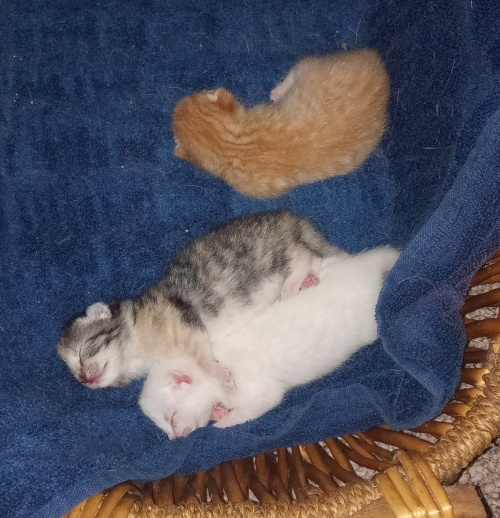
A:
173;48;390;198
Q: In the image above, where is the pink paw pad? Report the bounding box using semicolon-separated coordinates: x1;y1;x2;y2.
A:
211;402;229;421
300;273;320;291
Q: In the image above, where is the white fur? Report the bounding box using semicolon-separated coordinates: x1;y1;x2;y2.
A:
139;246;400;438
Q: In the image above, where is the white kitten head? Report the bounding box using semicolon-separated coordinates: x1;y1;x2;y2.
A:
57;302;133;389
139;358;222;440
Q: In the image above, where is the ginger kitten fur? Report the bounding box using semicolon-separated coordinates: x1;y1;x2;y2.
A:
173;49;390;198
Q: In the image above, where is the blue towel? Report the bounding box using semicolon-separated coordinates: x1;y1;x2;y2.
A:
2;1;500;516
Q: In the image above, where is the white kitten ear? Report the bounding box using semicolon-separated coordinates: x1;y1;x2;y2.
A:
85;302;112;321
170;372;192;386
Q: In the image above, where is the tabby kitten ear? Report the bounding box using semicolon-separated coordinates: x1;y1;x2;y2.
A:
85;302;112;321
207;88;237;111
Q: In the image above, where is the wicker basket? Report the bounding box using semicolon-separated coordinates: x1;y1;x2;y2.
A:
63;251;500;518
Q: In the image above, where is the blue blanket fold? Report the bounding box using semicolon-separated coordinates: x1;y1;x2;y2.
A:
2;1;500;517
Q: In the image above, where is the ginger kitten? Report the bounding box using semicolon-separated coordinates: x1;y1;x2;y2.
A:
173;49;390;198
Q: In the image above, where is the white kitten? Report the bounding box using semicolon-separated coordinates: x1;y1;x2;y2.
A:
139;246;400;438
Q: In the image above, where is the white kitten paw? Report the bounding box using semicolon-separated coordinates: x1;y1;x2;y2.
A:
213;409;248;428
210;402;229;421
280;281;303;299
213;416;234;429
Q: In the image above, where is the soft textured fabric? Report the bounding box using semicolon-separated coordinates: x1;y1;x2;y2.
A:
1;1;500;516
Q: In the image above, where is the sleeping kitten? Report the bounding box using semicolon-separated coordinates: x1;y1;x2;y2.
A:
139;246;400;439
173;48;390;198
57;211;338;389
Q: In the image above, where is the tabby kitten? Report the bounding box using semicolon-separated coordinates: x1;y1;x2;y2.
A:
173;48;390;198
57;211;338;390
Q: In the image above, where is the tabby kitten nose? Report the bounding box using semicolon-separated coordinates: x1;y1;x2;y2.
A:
78;372;90;384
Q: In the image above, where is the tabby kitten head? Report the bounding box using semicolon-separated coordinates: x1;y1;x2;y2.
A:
57;302;131;389
173;88;245;173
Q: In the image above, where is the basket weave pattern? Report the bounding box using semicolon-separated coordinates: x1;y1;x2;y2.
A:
64;251;500;518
